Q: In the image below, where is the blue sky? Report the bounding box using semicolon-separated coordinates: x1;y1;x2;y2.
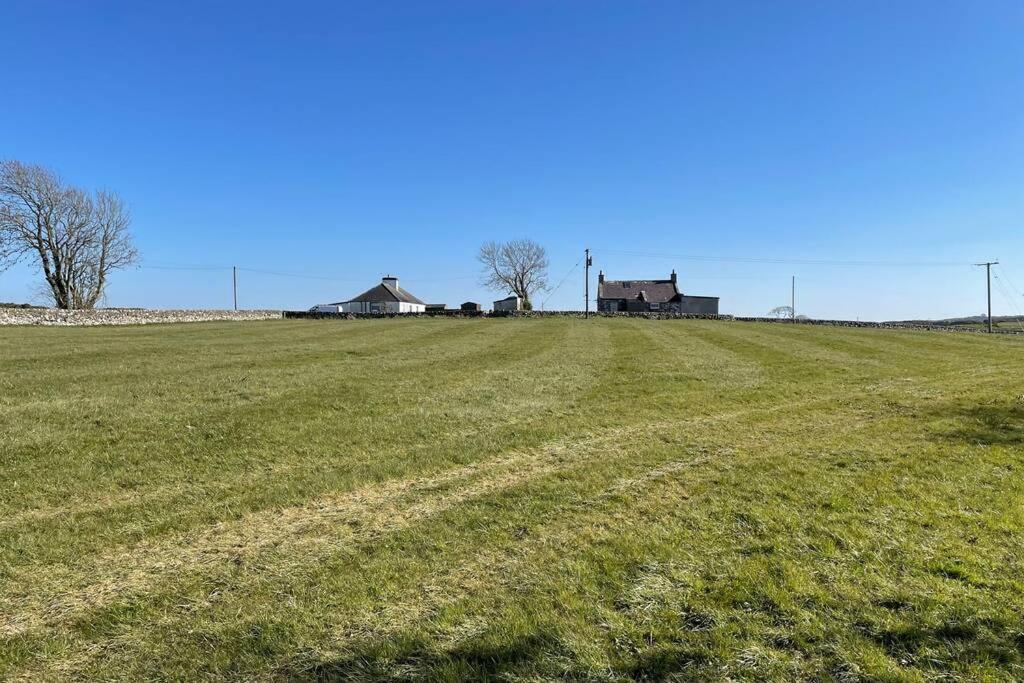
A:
2;0;1022;319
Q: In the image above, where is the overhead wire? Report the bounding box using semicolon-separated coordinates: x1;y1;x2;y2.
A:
138;262;475;283
592;248;973;268
540;256;584;310
992;267;1024;332
132;251;998;316
996;263;1024;302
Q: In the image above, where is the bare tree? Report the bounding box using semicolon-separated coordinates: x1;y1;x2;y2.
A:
477;239;549;309
768;305;794;319
0;160;138;309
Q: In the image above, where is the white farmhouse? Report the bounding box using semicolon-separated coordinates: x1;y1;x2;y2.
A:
313;276;426;314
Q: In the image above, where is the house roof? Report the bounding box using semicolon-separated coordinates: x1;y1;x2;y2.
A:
598;278;680;304
332;280;426;306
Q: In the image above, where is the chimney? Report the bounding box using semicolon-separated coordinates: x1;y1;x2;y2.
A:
382;275;399;291
598;270;604;284
670;269;677;285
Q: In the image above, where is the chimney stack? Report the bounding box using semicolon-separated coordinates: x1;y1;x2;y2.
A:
382;275;399;291
670;269;677;285
598;270;604;284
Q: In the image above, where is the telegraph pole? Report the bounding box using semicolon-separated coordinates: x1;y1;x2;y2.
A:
791;275;796;322
233;266;238;311
975;261;998;332
584;248;592;318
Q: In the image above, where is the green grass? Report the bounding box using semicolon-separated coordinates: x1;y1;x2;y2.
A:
1;318;1023;681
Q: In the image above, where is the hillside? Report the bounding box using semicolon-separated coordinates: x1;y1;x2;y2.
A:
2;318;1022;680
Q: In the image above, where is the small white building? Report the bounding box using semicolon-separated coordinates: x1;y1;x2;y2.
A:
493;295;522;312
313;276;426;314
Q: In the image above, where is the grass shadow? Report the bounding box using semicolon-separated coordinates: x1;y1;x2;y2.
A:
931;401;1024;446
285;633;561;682
865;618;1023;669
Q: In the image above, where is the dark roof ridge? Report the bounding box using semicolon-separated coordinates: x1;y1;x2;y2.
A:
330;279;426;306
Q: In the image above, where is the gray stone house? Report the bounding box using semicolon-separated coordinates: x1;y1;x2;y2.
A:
597;270;719;314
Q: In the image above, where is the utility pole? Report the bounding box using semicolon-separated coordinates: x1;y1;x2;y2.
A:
975;261;998;332
791;275;796;322
233;266;238;311
584;248;592;318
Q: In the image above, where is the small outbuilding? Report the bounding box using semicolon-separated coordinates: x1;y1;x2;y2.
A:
313;276;426;314
493;295;522;312
460;301;482;312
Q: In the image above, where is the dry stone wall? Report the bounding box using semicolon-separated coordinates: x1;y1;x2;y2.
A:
503;311;1024;334
0;308;282;326
6;307;1017;335
283;309;1024;334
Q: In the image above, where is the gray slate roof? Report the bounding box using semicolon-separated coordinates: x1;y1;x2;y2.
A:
332;281;426;306
598;279;679;304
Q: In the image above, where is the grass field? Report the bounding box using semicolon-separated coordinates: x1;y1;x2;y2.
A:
2;318;1023;681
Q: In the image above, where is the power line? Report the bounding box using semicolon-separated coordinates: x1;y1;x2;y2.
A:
996;263;1024;301
139;263;475;283
593;248;973;268
139;263;230;271
240;268;479;283
235;267;366;282
137;262;480;310
541;256;584;310
992;270;1024;333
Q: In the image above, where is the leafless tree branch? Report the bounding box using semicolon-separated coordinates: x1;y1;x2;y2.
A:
0;160;138;308
477;238;549;309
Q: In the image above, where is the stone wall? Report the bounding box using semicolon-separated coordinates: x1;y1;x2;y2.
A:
0;308;283;326
19;307;1012;334
283;310;488;320
282;309;1024;335
502;311;1024;334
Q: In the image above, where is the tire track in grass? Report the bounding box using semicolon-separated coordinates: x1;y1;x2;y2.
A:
0;390;851;651
275;400;912;681
0;320;600;538
0;319;487;498
13;389;907;683
0;423;639;641
12;323;1010;677
0;321;522;521
0;321;1004;541
0;323;614;640
20;381;1016;680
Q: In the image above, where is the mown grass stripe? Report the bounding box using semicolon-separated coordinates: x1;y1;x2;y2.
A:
2;319;1023;680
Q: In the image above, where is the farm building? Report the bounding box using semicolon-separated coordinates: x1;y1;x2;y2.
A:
493;295;522;312
313;276;426;314
597;270;718;314
460;301;481;312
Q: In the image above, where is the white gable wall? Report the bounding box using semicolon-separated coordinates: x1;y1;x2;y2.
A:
336;301;425;313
